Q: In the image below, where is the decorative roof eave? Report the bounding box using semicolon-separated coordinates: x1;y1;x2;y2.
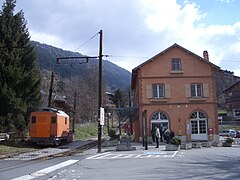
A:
131;43;220;90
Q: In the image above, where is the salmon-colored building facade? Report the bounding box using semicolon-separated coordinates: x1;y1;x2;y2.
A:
131;43;220;143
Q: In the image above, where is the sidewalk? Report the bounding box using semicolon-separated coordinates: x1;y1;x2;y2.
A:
84;141;167;155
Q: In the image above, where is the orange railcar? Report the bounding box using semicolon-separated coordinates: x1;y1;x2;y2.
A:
29;108;73;145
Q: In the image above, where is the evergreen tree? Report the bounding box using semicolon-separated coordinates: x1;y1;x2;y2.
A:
113;89;128;108
0;0;41;132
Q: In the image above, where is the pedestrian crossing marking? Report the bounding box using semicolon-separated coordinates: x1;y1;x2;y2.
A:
124;154;134;158
171;151;178;157
86;152;110;159
96;153;112;159
86;151;178;160
144;151;167;155
112;154;124;159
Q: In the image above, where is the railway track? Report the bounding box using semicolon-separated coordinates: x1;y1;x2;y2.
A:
1;140;99;161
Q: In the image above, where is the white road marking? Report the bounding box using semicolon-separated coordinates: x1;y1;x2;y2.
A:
12;159;79;180
111;154;123;159
123;154;134;158
86;152;110;159
96;153;112;159
85;151;179;160
171;151;178;157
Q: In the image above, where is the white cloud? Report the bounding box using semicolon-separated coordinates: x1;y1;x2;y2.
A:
12;0;240;76
30;32;62;48
218;0;235;3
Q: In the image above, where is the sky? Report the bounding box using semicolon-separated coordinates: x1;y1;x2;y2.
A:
1;0;240;75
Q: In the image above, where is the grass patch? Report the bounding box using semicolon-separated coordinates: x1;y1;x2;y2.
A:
0;140;39;155
74;123;98;140
74;123;108;141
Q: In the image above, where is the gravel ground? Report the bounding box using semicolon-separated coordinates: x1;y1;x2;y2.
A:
3;140;94;161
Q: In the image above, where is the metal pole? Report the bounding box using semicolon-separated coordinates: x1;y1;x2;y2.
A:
129;89;133;135
145;110;148;150
48;72;54;107
73;91;77;134
97;30;103;153
107;113;110;135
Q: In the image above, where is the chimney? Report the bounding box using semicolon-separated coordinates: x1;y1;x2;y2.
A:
203;50;209;61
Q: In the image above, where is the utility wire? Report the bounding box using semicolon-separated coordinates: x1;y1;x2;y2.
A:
109;55;149;59
74;32;99;52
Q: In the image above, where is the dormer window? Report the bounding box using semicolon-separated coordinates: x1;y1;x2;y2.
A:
171;58;181;71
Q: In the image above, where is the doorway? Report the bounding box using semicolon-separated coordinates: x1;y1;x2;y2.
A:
190;111;208;141
151;111;169;133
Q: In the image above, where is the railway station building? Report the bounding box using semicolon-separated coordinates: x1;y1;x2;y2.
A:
131;43;220;143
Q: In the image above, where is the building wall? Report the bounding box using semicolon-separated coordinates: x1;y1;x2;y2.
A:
224;81;240;119
132;45;219;142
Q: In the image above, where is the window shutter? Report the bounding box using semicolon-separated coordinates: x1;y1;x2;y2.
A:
185;84;191;97
165;84;171;98
203;83;209;97
146;84;152;98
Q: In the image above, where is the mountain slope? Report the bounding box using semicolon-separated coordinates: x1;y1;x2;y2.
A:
32;41;131;90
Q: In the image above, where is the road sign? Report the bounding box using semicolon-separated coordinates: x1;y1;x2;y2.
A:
100;107;105;125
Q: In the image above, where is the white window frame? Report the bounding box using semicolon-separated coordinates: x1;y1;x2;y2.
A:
171;58;181;71
190;111;208;140
234;109;240;117
191;83;202;98
152;84;165;98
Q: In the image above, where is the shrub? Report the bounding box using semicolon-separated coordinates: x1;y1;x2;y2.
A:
226;137;234;144
108;129;118;140
170;137;181;145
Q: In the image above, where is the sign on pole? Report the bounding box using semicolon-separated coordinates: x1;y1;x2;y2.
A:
100;107;105;125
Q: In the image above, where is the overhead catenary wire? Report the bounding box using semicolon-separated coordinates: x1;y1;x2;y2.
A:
69;31;240;65
74;32;100;52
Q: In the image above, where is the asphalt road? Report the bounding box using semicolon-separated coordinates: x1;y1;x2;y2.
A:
1;143;240;180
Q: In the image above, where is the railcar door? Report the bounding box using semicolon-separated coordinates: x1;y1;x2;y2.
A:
36;115;51;138
50;116;57;137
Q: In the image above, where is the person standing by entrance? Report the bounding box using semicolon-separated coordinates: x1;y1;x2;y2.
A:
155;127;160;148
151;128;156;143
160;125;163;142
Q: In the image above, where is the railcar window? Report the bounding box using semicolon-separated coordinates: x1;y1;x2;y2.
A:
65;117;67;124
51;116;56;124
32;116;36;124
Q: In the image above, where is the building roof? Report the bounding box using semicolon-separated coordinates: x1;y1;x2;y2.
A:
131;43;220;90
223;80;240;93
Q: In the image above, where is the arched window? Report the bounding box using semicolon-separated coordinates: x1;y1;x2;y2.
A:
151;111;169;131
190;111;206;119
151;112;168;120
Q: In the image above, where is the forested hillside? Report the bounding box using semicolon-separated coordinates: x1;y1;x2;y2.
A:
32;41;131;90
32;41;132;123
